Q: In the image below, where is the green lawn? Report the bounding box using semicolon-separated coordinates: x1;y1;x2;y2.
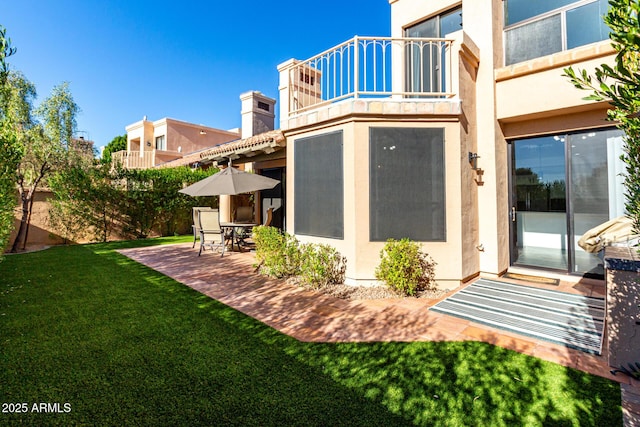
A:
0;238;622;426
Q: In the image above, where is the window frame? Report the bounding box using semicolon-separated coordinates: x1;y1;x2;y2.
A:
403;6;462;95
155;135;166;151
369;127;446;242
503;0;610;65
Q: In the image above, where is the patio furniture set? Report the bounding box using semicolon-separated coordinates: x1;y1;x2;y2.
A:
178;162;280;257
192;206;273;257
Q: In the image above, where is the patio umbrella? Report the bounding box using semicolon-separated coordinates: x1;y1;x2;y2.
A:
179;166;279;196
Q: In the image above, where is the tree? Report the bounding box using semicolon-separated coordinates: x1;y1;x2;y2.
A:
8;78;79;252
564;0;640;236
0;26;20;254
116;167;217;238
49;164;216;242
0;25;16;82
101;134;126;164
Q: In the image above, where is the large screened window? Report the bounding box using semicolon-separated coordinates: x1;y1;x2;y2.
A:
370;127;445;241
504;0;610;65
294;131;343;238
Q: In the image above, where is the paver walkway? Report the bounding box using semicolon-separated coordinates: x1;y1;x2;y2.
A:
119;242;640;425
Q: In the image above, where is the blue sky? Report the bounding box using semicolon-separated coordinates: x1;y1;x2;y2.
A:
3;0;391;153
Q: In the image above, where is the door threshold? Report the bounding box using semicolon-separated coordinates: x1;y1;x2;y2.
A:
506;266;604;286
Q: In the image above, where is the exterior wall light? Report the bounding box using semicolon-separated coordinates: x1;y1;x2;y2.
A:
468;152;480;170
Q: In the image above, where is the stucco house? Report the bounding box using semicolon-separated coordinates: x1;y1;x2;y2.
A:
159;0;622;289
114;117;241;169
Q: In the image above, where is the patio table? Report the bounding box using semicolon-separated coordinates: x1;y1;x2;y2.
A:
220;222;257;252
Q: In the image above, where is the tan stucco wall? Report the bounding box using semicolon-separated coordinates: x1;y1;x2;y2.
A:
280;0;618;285
286;117;474;289
8;190;66;250
495;43;616;122
463;0;511;277
125;118;240;167
388;0;484;285
281;0;484;288
126;119;155;155
163;119;239;156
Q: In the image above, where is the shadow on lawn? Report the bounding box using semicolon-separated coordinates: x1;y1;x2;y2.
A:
109;241;622;426
266;294;621;426
1;244;410;427
105;248;413;426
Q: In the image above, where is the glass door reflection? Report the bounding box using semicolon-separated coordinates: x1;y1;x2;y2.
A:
512;136;568;270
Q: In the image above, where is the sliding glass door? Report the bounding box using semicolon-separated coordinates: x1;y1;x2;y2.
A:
511;135;568;270
404;7;462;95
510;128;625;276
569;130;625;274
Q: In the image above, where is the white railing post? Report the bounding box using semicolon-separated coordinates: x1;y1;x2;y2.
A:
353;36;359;99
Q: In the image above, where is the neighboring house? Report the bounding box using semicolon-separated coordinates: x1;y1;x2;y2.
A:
154;0;621;289
114;117;241;169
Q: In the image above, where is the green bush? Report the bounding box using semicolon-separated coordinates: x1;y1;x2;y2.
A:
252;226;302;278
49;164;216;242
253;227;347;288
299;243;347;289
375;238;437;296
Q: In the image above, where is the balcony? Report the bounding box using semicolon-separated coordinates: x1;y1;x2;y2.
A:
111;150;156;170
278;34;477;129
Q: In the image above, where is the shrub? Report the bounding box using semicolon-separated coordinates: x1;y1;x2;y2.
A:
48;164;215;242
375;238;437;296
253;227;347;288
299;243;347;289
253;226;302;278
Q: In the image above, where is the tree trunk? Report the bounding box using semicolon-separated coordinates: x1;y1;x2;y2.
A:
22;191;36;250
10;189;31;253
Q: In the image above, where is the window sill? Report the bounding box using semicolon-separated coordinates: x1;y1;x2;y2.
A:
495;41;615;83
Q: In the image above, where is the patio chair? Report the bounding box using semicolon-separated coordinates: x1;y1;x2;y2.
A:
234;206;254;223
197;209;229;257
192;207;215;248
238;208;274;250
231;206;253;247
263;207;273;227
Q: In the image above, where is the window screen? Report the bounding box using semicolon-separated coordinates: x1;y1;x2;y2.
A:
504;0;610;65
505;15;562;65
294;131;343;238
369;127;445;241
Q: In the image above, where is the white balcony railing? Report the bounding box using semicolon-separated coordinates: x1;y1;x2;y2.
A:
111;150;155;169
281;36;455;117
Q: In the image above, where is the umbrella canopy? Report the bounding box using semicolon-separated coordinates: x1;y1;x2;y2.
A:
179;166;279;196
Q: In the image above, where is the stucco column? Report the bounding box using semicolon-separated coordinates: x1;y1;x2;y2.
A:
219;195;232;223
277;59;296;130
467;0;510;276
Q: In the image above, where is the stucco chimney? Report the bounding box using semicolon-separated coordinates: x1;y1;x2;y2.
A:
240;91;276;139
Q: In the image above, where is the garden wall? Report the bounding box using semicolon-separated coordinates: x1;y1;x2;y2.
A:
5;189;188;252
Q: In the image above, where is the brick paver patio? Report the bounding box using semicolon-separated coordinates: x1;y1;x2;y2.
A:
119;242;640;425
